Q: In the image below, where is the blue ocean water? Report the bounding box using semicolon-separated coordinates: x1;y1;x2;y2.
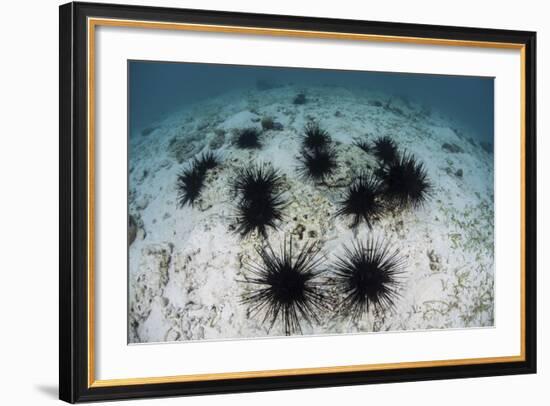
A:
129;61;494;144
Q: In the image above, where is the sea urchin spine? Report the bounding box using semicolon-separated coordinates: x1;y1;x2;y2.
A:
298;147;338;182
332;238;404;322
372;136;398;165
336;172;385;229
176;163;204;208
353;139;371;154
195;150;220;173
296;122;338;182
302;122;331;151
236;127;262;149
232;165;287;238
176;151;220;208
241;237;329;335
381;151;431;209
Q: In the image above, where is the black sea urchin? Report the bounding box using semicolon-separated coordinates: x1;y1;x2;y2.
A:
241;237;329;335
176;161;204;207
336;173;385;229
232;165;284;201
235;196;286;238
293;92;307;105
176;152;220;208
232;165;286;238
298;147;338;182
302;122;331;151
236;127;262;149
372;136;398;165
195;151;220;173
353;139;370;154
381;152;431;209
332;238;404;322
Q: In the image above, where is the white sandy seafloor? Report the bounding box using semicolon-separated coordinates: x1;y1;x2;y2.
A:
127;84;494;344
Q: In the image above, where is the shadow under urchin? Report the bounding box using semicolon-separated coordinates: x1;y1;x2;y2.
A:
236;127;262;149
336;172;386;229
332;238;405;323
176;151;220;207
381;151;431;209
372;136;398;165
241;237;330;335
232;164;287;238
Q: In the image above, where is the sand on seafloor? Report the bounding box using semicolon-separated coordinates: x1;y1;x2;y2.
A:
128;84;494;344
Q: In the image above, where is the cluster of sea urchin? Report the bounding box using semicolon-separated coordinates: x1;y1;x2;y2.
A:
176;151;220;207
241;235;405;334
335;135;431;229
298;122;338;182
172;114;432;336
232;164;287;238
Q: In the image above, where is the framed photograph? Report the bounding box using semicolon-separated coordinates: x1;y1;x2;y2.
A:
59;1;537;403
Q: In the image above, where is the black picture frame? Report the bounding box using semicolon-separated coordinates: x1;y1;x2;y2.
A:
59;1;537;403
